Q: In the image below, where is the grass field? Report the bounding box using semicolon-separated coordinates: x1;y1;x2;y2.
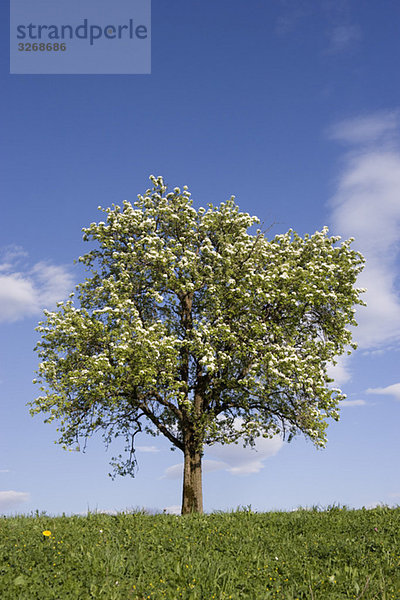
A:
1;505;399;599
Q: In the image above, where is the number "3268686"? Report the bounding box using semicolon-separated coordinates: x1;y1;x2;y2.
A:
18;42;67;51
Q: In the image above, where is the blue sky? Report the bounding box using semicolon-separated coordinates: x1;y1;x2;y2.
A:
1;0;400;516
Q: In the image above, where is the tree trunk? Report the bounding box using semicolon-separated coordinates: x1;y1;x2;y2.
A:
181;435;203;515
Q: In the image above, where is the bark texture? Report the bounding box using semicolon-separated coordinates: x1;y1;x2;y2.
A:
181;431;203;514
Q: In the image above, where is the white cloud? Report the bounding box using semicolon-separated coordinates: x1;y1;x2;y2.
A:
32;262;75;308
328;110;400;146
0;246;74;323
366;383;400;401
206;434;283;476
202;459;230;473
363;501;388;510
328;111;400;351
162;417;284;480
362;348;385;357
0;273;38;322
161;463;182;480
0;490;30;512
0;469;10;473
339;399;366;407
326;354;352;385
136;445;160;453
161;459;228;480
163;505;181;515
0;245;28;272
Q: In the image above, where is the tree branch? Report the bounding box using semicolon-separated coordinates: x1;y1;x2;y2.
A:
137;400;184;452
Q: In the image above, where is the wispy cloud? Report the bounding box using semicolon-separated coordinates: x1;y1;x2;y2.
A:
162;418;284;480
327;354;352;385
0;245;28;271
0;246;74;323
161;464;182;480
161;459;228;480
33;262;75;307
328;110;400;146
340;399;366;407
206;433;283;476
275;1;310;35
328;109;400;350
135;445;160;453
162;417;284;479
276;1;361;55
0;273;38;322
366;383;400;401
0;490;30;512
326;24;361;54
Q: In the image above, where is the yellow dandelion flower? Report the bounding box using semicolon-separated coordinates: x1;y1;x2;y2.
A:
42;530;51;537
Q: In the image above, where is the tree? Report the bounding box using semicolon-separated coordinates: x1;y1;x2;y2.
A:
30;175;366;514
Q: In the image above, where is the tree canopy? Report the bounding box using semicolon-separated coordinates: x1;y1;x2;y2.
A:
30;176;366;513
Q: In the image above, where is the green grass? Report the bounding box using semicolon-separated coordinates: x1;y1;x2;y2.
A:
1;505;399;599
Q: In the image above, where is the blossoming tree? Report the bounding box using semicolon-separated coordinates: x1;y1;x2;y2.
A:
30;176;366;514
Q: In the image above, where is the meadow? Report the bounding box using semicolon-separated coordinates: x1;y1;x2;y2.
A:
1;505;399;599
